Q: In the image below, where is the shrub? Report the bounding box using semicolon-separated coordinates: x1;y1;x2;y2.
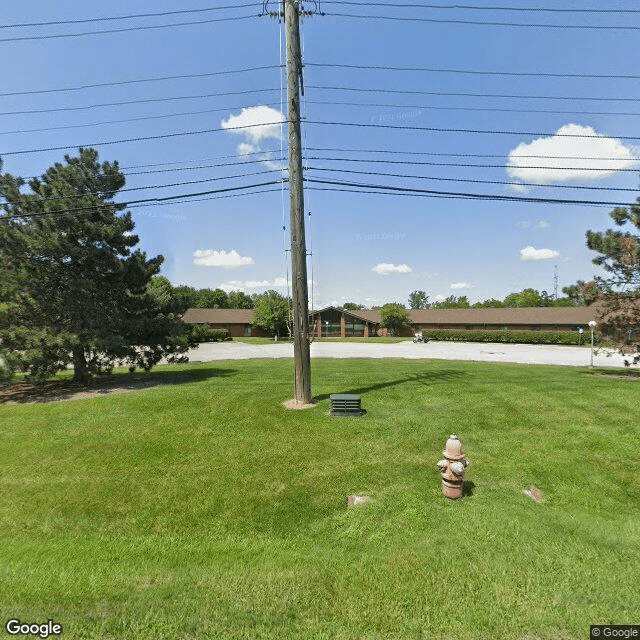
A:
422;329;603;346
188;325;230;343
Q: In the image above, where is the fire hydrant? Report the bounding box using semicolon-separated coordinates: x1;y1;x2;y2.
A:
436;434;469;499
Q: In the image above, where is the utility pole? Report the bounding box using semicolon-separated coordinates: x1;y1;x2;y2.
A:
285;0;312;404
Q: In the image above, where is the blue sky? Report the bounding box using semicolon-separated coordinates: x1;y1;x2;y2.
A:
3;1;640;308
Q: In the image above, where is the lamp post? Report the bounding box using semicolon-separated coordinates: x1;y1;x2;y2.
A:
588;320;597;367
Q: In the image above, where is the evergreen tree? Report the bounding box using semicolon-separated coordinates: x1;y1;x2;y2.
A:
0;148;194;383
586;201;640;365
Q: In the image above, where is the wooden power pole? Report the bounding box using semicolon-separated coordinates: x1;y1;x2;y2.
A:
285;0;312;404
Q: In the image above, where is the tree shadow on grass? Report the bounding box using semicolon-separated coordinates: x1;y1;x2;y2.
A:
314;369;470;402
0;366;237;405
586;368;640;380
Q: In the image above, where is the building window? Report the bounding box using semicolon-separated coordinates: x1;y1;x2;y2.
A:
500;325;508;331
244;326;252;337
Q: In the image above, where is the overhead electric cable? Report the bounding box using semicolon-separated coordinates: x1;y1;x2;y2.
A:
1;180;286;221
307;62;640;81
0;66;281;98
5;118;640;158
307;146;640;163
20;169;282;207
0;120;286;156
309;84;640;103
324;2;640;15
0;88;278;118
302;120;640;141
0;103;283;137
307;165;640;192
306;99;640;119
307;154;640;173
0;14;258;43
306;178;635;207
323;12;640;30
1;4;259;28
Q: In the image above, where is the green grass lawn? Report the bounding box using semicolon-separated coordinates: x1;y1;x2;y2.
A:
1;359;638;639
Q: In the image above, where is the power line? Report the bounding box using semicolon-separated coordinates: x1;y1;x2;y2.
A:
307;146;640;163
1;180;286;221
0;104;283;137
323;11;640;30
5;118;640;158
306;154;640;173
16;152;285;183
1;4;260;29
7;169;284;210
0;14;257;44
306;177;635;207
0;88;278;118
307;165;640;192
307;62;640;81
0;66;281;99
303;119;640;141
307;99;640;119
309;84;640;103
0;120;287;157
324;3;640;15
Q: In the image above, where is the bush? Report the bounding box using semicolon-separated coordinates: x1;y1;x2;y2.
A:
188;325;230;343
422;329;603;346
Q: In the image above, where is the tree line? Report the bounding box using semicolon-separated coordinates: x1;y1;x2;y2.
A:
2;147;639;382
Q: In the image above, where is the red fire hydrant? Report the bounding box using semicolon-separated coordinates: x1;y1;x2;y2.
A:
436;434;469;499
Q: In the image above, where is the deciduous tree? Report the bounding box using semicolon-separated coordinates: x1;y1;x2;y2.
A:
380;303;410;336
252;290;290;337
408;290;429;309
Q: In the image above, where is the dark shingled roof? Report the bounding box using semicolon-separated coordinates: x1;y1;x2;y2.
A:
406;307;596;326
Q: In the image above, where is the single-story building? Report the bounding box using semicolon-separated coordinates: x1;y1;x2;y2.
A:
182;306;599;338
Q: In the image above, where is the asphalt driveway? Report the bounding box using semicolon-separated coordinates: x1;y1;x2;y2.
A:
185;340;637;368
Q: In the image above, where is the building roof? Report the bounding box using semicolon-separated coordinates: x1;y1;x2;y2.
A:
406;306;597;326
182;305;597;326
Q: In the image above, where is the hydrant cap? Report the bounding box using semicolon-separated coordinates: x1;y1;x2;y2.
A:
445;434;463;458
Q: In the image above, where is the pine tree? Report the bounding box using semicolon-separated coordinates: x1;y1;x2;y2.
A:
0;148;194;383
586;201;640;365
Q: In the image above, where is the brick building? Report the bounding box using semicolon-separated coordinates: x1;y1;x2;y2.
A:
182;306;598;338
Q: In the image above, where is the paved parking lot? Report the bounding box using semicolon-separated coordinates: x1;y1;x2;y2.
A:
185;340;637;368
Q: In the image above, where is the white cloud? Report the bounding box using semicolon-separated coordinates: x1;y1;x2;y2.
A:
371;262;413;275
221;105;283;145
450;282;473;290
520;246;560;261
433;294;446;302
193;249;255;268
222;106;285;170
237;142;257;155
507;123;639;184
217;277;293;292
517;219;551;229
